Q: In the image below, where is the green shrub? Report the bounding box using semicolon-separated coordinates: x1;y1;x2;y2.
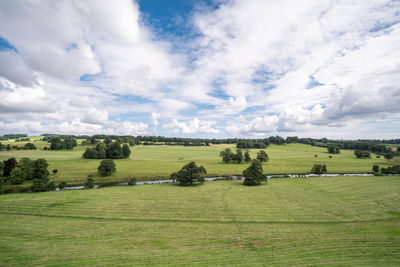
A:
128;177;136;186
243;160;267;186
84;177;95;189
58;181;68;189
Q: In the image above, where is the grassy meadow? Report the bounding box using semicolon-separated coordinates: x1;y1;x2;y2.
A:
0;176;399;266
1;139;398;188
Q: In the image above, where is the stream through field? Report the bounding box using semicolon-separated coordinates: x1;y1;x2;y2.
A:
57;173;381;191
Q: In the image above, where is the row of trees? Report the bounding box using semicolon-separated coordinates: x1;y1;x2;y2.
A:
219;148;269;164
0;143;36;151
48;137;78;150
83;142;131;159
0;157;56;192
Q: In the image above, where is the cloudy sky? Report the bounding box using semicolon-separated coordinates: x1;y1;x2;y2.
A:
0;0;399;139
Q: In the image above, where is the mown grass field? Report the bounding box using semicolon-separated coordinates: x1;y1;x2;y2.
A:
1;140;398;188
0;176;399;266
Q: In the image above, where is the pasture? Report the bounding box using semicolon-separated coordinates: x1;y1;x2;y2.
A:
0;176;399;266
0;140;397;188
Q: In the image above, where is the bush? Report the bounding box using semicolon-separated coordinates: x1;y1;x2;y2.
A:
171;161;206;186
372;165;379;173
314;154;318;158
354;150;371;158
58;181;68;189
84;176;95;189
98;159;116;176
243;160;267;186
329;155;332;158
128;177;136;186
311;164;327;174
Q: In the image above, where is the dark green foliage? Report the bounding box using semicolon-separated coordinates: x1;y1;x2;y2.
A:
220;148;234;163
6;144;11;151
329;155;332;158
219;148;247;164
170;161;206;186
83;142;130;159
0;176;3;193
3;158;17;177
384;151;395;160
30;159;53;192
128;177;136;186
372;165;380;173
234;149;244;164
84;177;95;189
104;137;112;145
327;145;340;154
244;150;251;163
398;147;400;152
53;169;58;174
381;165;400;174
314;154;318;158
18;158;34;180
10;169;25;184
23;143;36;150
33;159;49;179
236;140;267;149
256;150;269;163
122;144;131;158
243;160;267;186
98;159;116;176
311;164;327;174
49;137;77;150
58;181;67;189
354;150;371;158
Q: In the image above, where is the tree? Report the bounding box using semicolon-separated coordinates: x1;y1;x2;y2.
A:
311;164;327;174
82;147;98;159
256;150;269;163
220;148;234;163
104;137;112;145
234;149;244;164
372;165;380;173
10;168;25;184
23;143;36;150
95;143;107;159
170;161;207;186
18;158;34;180
327;145;340;154
122;144;131;158
244;150;251;163
243;160;267;186
384;151;395;160
33;159;49;179
107;142;124;159
50;137;63;150
354;150;371;158
3;158;17;177
84;176;95;189
58;181;67;189
98;159;116;176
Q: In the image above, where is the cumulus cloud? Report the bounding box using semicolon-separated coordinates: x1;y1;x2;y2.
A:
164;118;220;134
0;0;399;138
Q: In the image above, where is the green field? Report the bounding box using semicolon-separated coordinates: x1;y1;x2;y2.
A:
0;176;399;266
1;141;399;189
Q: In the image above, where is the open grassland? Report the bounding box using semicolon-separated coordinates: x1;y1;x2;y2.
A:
0;176;399;266
1;142;398;187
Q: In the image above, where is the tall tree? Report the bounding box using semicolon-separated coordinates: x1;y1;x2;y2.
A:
170;162;207;186
243;160;267;186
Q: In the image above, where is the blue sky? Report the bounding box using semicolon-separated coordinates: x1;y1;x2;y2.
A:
0;0;400;138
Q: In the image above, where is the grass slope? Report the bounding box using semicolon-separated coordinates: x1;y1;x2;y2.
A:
0;176;399;266
1;143;397;187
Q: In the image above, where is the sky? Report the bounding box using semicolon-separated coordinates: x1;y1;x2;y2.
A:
0;0;400;139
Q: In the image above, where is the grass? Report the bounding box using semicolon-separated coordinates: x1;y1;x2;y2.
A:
0;176;399;266
1;143;398;188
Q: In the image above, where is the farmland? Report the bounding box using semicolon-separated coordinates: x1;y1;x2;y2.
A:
0;139;397;189
0;176;399;266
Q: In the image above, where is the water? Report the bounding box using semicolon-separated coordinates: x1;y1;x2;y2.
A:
58;173;392;191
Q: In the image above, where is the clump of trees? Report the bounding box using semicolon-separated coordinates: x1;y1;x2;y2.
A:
354;150;371;158
98;159;116;176
384;151;395;160
220;148;245;164
327;145;340;154
380;165;400;174
83;142;131;159
311;164;327;174
171;161;206;186
49;137;77;150
0;142;36;151
243;160;267;186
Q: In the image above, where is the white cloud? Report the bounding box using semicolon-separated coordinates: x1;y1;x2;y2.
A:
164;118;220;134
151;112;160;126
